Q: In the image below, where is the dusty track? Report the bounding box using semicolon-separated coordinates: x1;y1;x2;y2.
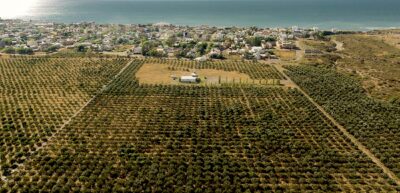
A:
332;39;345;51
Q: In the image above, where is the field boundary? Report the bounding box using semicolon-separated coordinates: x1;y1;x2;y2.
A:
5;59;135;180
277;63;400;186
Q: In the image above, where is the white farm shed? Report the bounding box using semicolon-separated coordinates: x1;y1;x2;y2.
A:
180;76;198;83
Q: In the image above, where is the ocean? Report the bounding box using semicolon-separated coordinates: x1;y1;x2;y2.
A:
12;0;400;30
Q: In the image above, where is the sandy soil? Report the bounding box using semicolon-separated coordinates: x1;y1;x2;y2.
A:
136;63;266;85
332;40;344;51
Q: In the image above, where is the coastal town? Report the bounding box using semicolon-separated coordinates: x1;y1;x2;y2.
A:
0;19;332;60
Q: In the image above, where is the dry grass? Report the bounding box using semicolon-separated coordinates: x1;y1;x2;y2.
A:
0;54;9;58
374;34;400;49
136;63;270;85
368;29;400;49
102;51;128;57
275;50;296;61
335;34;400;101
300;39;336;51
114;45;133;52
222;50;242;60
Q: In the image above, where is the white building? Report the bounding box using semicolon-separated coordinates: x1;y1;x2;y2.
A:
250;46;263;53
180;76;198;83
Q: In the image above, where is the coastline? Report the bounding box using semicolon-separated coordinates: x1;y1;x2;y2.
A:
2;0;400;31
3;18;400;32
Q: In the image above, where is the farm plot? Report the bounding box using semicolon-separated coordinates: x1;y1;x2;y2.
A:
0;58;128;179
142;58;285;80
137;63;261;85
285;65;400;179
3;61;398;192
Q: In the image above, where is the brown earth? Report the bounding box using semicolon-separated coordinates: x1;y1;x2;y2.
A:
136;63;277;85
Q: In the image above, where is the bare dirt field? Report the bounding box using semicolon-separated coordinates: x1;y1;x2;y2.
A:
136;63;276;85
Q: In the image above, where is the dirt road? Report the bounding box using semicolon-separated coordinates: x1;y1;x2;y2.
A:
275;63;400;186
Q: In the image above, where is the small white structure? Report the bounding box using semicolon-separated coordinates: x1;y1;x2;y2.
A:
132;47;143;54
180;76;198;83
195;56;207;62
250;46;263;53
191;72;198;77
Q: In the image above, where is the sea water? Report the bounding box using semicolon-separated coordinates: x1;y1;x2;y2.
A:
9;0;400;30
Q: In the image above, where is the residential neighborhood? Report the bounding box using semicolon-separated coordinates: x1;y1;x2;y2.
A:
0;19;326;60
